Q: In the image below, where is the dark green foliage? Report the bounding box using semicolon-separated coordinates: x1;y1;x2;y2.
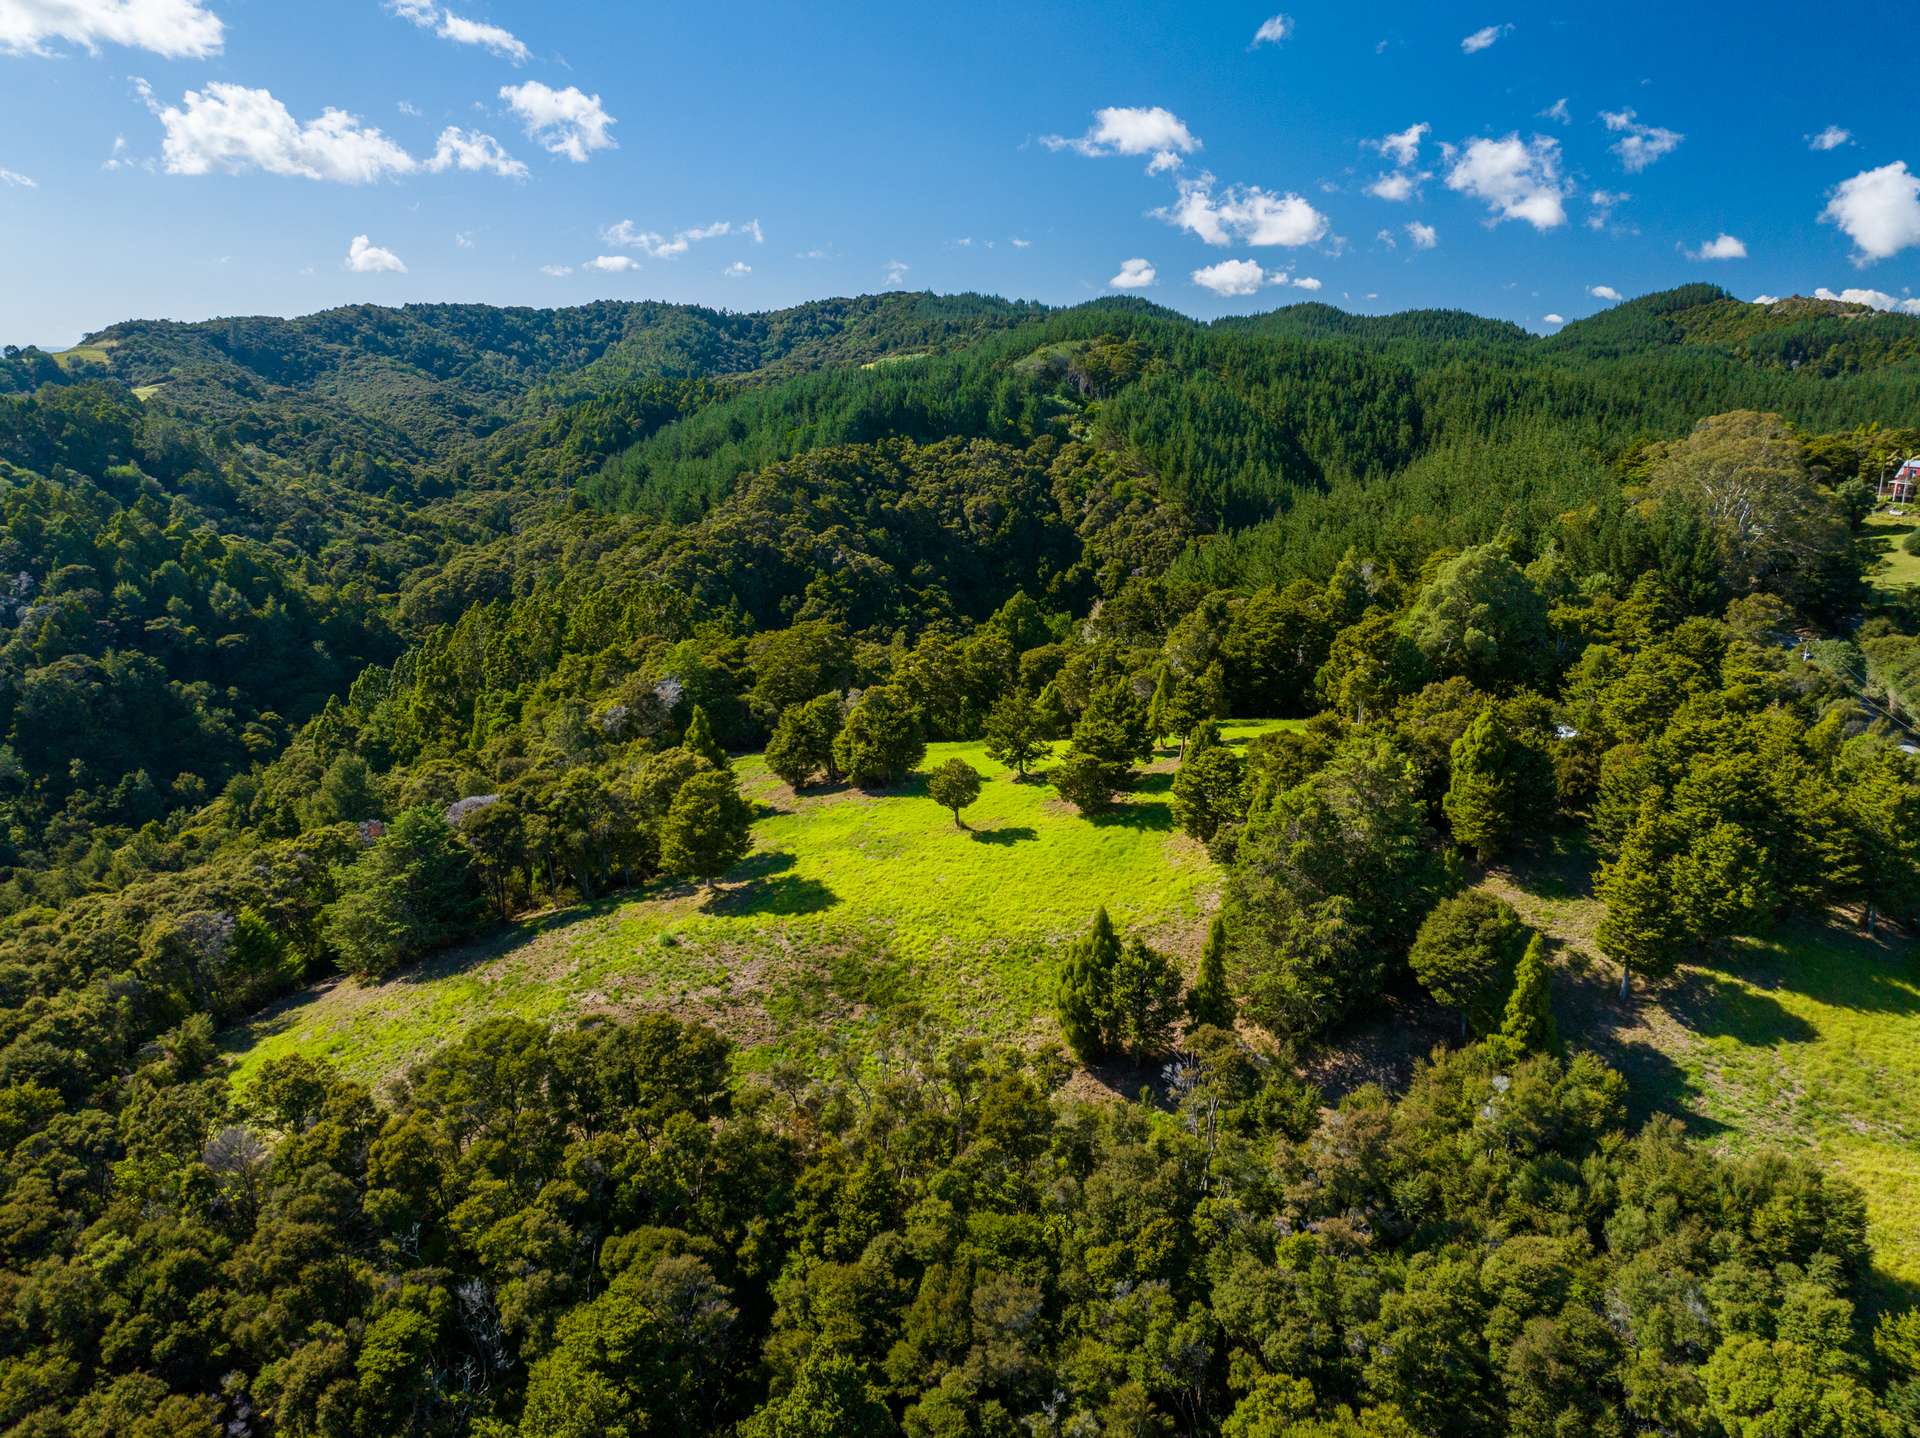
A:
832;685;924;788
1049;749;1125;814
1056;907;1119;1062
1186;913;1237;1030
1443;704;1557;861
982;687;1045;776
1407;890;1530;1035
765;694;844;790
1171;740;1247;843
322;805;484;978
1053;907;1179;1060
660;768;753;890
926;757;984;827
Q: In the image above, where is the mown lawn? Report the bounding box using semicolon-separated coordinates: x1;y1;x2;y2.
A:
1865;511;1920;592
1486;842;1920;1299
228;721;1298;1091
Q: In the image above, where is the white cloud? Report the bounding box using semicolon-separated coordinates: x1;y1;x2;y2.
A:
1043;105;1199;173
1586;188;1629;230
1251;14;1291;45
1808;126;1851;152
1814;285;1920;315
1367;171;1420;201
1109;257;1156;289
1192;258;1268;296
397;100;422;117
1010;236;1031;248
1589;284;1622;301
389;2;529;62
884;259;909;287
1543;313;1564;324
603;217;758;259
0;166;35;187
437;12;527;61
1444;133;1567;229
1461;23;1511;53
346;234;406;273
147;82;418;183
1406;220;1437;249
499;81;615;163
1;0;222;57
1158;172;1329;246
454;230;473;248
584;254;637;272
724;260;751;277
1376;122;1429;167
427;126;526;178
1821;161;1920;263
1539;98;1570;124
1685;232;1746;261
1292;275;1322;291
1601;109;1683;172
1375;228;1397;249
539;263;572;276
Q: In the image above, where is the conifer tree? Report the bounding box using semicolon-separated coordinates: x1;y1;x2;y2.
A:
681;704;728;771
1596;796;1694;996
1147;665;1176;752
1442;705;1552;862
1498;933;1558;1055
1057;907;1120;1062
1186;913;1237;1031
1109;937;1182;1057
660;769;754;893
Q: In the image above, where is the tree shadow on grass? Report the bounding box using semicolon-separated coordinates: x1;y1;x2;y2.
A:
971;825;1039;846
1704;918;1920;1020
1665;969;1819;1046
708;872;839;918
1089;797;1175;833
728;850;797;883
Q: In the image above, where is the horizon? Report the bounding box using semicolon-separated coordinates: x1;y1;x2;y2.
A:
4;0;1918;349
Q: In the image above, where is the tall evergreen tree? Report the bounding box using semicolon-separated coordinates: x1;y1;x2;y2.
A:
1057;907;1120;1062
1498;933;1559;1055
660;769;754;893
1186;914;1237;1031
681;704;729;770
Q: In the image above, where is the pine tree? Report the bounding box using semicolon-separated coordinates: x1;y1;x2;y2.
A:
1109;938;1182;1057
1057;907;1120;1062
1147;665;1176;752
1441;705;1550;863
681;704;728;771
983;688;1044;777
1186;913;1236;1030
1596;796;1694;996
1498;933;1558;1055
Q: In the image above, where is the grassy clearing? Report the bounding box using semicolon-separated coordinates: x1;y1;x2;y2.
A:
1865;511;1920;592
52;343;113;371
228;721;1298;1092
1482;839;1920;1298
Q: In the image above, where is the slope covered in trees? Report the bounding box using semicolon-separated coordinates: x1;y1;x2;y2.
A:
4;286;1920;1436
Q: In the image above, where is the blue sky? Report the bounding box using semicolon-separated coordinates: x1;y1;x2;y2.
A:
2;0;1918;347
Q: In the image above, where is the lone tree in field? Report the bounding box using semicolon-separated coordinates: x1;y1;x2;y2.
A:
1185;913;1236;1031
1050;749;1124;815
1407;889;1530;1036
1057;907;1121;1062
984;688;1045;777
680;704;728;771
927;757;984;828
660;768;753;893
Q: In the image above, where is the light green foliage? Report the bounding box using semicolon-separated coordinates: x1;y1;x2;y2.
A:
659;768;754;889
681;704;729;770
1496;934;1558;1056
1402;542;1552;691
1407;890;1529;1034
833;684;925;788
926;756;984;826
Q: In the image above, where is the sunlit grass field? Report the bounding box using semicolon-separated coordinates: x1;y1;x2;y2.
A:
1865;511;1920;592
229;721;1297;1090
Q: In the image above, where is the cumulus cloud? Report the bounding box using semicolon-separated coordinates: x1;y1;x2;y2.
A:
145;82;418;182
1539;98;1570;124
1406;220;1437;249
1589;284;1622;301
1376;122;1429;168
1292;275;1322;290
1814;285;1920;315
0;166;35;187
1543;313;1565;324
1;0;223;57
1444;133;1567;229
427;126;526;178
1460;23;1511;53
1109;257;1156;289
1601;109;1683;172
500;81;615;162
602;217;761;259
1192;258;1268;296
1157;172;1330;246
1011;236;1031;248
1808;126;1851;152
1043;105;1200;173
884;259;909;287
346;234;406;273
1821;161;1920;262
584;254;636;272
1251;14;1291;45
539;263;572;276
1685;232;1746;261
1367;171;1421;201
724;260;751;277
388;2;529;62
